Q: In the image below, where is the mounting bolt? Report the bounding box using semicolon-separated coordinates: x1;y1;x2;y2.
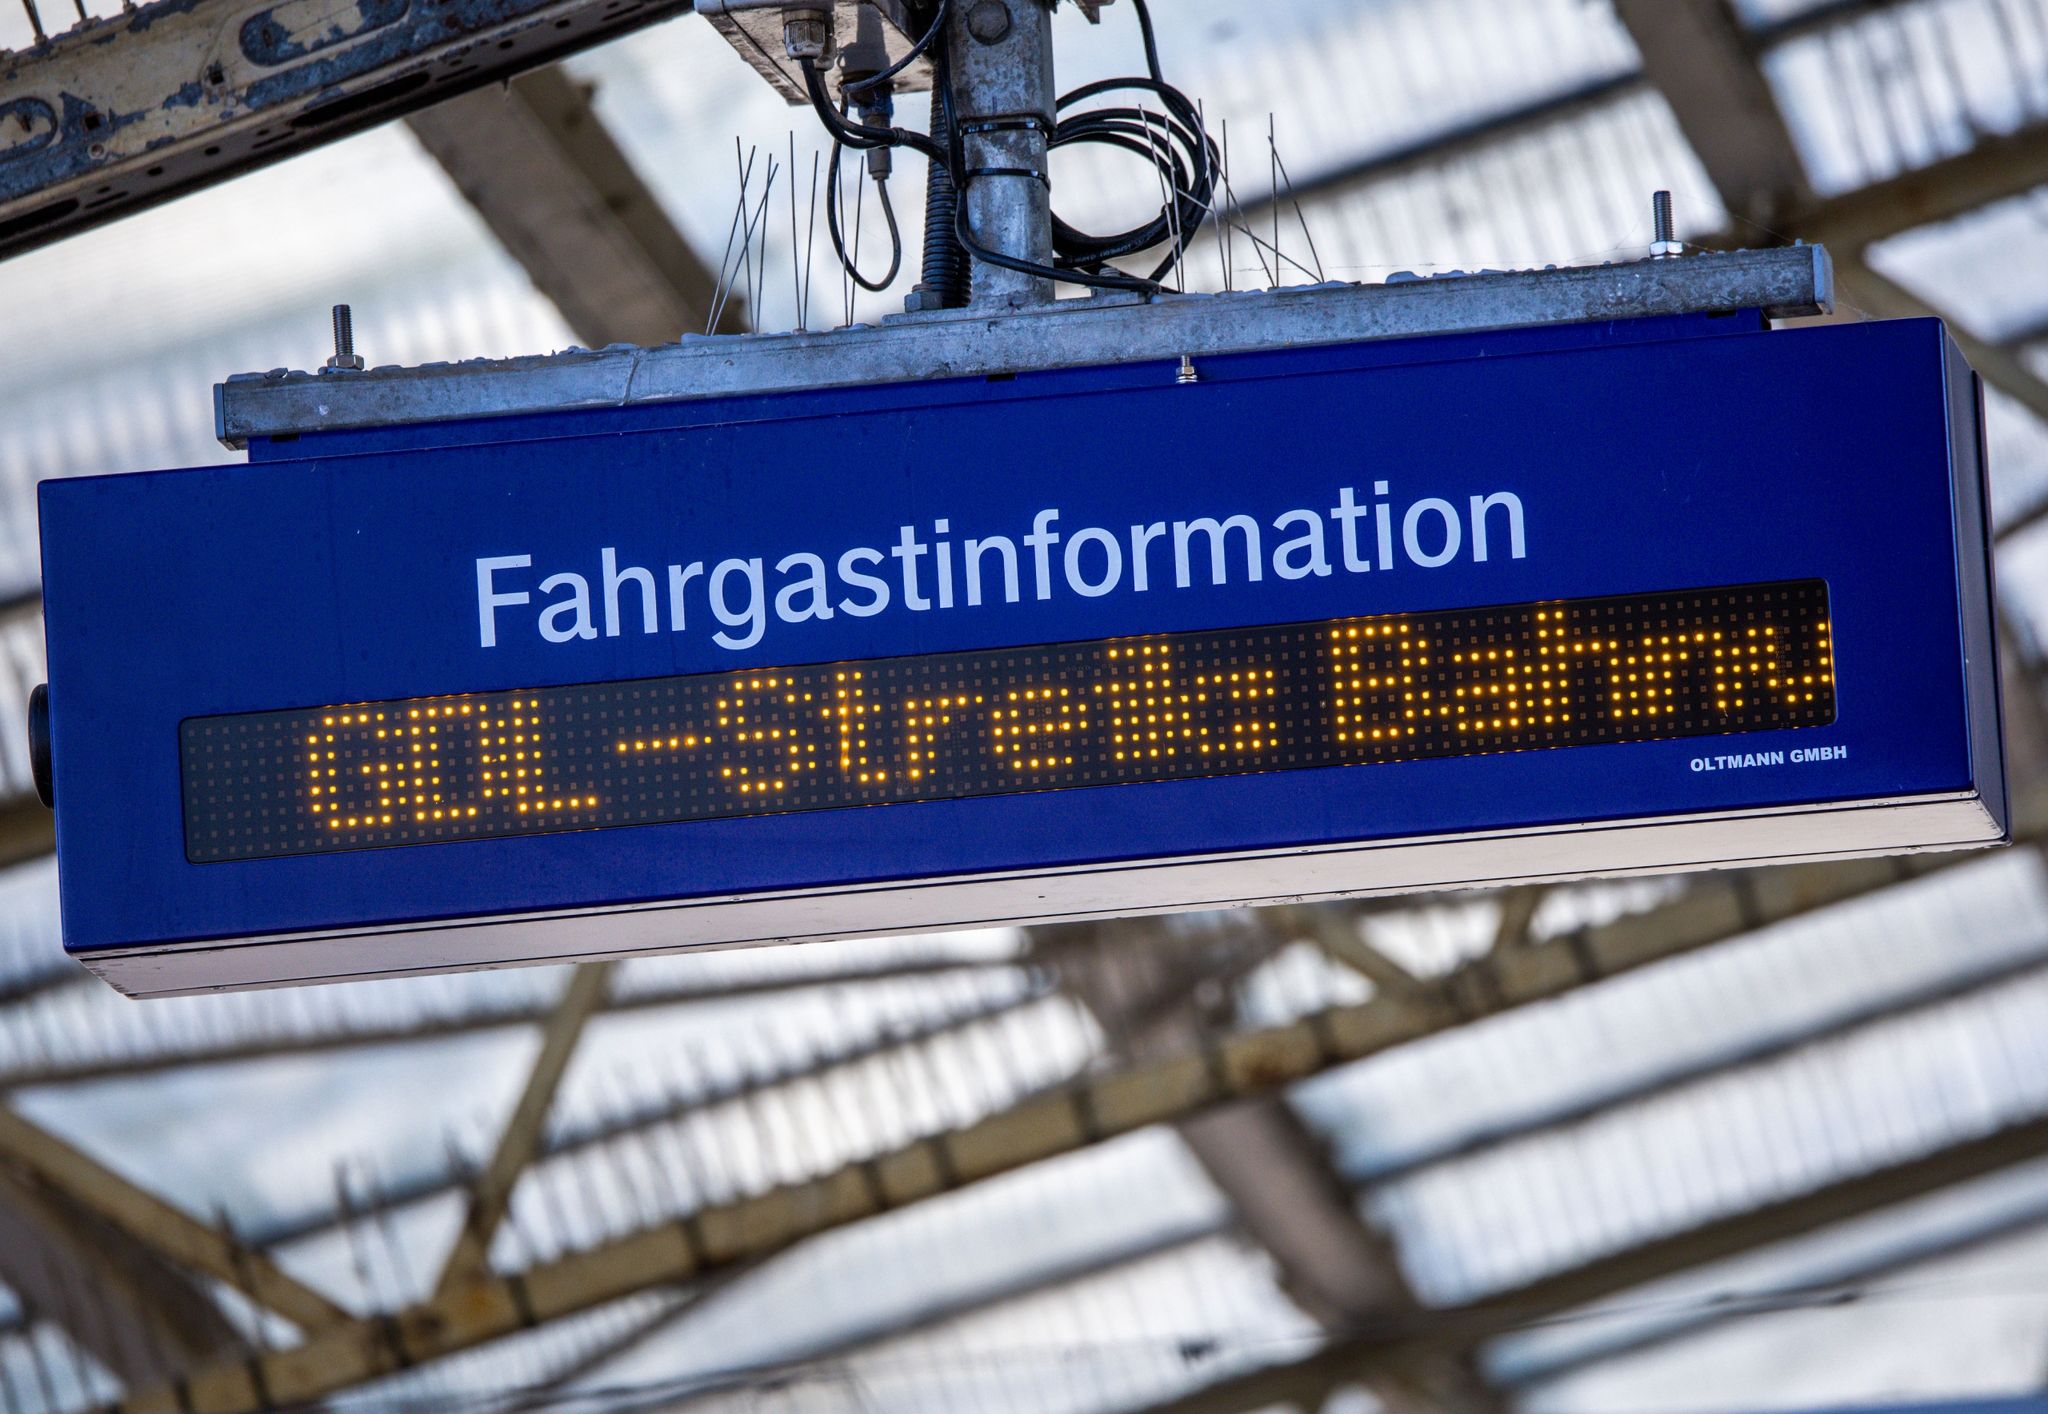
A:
1650;190;1682;258
324;304;364;372
966;0;1012;43
1177;355;1198;385
782;9;831;61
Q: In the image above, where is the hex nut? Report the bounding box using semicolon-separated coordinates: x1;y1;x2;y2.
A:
966;0;1012;43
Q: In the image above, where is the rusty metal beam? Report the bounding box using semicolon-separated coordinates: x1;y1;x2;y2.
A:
0;1166;244;1386
0;0;693;261
1051;917;1500;1412
243;981;1038;1252
1132;1111;2048;1414
0;1106;348;1335
435;960;613;1296
97;849;2012;1414
406;67;744;346
1614;0;1814;230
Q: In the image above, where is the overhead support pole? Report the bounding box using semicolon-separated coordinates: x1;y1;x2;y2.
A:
406;68;745;346
947;0;1058;308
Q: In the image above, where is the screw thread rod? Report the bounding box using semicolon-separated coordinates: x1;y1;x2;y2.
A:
331;305;355;360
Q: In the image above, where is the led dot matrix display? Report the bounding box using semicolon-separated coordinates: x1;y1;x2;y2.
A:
180;580;1836;862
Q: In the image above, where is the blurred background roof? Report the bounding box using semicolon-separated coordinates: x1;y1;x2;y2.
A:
6;0;2048;1410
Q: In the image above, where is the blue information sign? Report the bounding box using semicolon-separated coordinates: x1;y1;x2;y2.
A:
37;313;2004;995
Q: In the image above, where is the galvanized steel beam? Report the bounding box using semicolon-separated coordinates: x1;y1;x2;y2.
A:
212;248;1833;444
0;0;693;260
946;0;1057;308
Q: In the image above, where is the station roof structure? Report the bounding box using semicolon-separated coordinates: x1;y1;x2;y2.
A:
4;1;2048;1410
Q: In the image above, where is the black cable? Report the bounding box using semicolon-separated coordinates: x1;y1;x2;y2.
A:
935;28;1158;295
801;57;948;166
826;140;904;293
801;0;1214;298
959;0;1214;293
1048;75;1215;282
917;83;971;306
844;0;950;100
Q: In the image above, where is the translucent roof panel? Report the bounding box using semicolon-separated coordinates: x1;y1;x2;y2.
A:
1765;0;2048;197
0;126;574;599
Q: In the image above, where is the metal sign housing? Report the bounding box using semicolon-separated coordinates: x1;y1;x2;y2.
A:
38;277;2002;996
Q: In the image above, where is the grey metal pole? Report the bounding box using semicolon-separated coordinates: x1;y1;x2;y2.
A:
947;0;1058;309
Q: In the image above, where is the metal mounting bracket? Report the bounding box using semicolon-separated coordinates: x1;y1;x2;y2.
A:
699;0;934;102
215;247;1834;445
